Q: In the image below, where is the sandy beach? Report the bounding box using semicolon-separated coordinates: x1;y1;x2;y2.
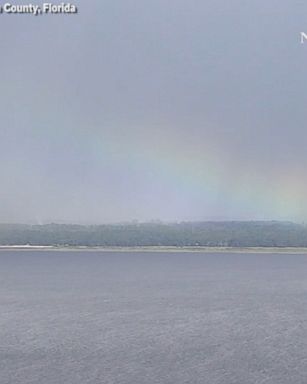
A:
1;245;307;253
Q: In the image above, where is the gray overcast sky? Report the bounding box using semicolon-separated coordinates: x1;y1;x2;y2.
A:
1;0;307;223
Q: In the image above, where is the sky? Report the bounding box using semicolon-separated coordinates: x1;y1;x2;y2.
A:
1;0;307;224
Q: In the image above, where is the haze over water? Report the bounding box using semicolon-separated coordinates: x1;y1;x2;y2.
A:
1;251;307;384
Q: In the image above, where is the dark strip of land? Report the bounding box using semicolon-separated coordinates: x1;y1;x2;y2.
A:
1;221;307;248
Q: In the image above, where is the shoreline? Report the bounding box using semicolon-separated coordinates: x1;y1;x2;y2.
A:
1;245;307;253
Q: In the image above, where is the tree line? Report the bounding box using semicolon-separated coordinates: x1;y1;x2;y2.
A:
0;221;307;247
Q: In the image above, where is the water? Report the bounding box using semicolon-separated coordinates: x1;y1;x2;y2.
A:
1;251;307;384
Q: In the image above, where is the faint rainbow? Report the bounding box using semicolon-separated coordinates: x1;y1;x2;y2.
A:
88;124;307;221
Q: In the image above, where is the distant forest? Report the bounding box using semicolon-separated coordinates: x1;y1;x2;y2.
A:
1;221;307;247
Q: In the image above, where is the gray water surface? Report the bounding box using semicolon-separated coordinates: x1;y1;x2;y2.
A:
1;251;307;384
